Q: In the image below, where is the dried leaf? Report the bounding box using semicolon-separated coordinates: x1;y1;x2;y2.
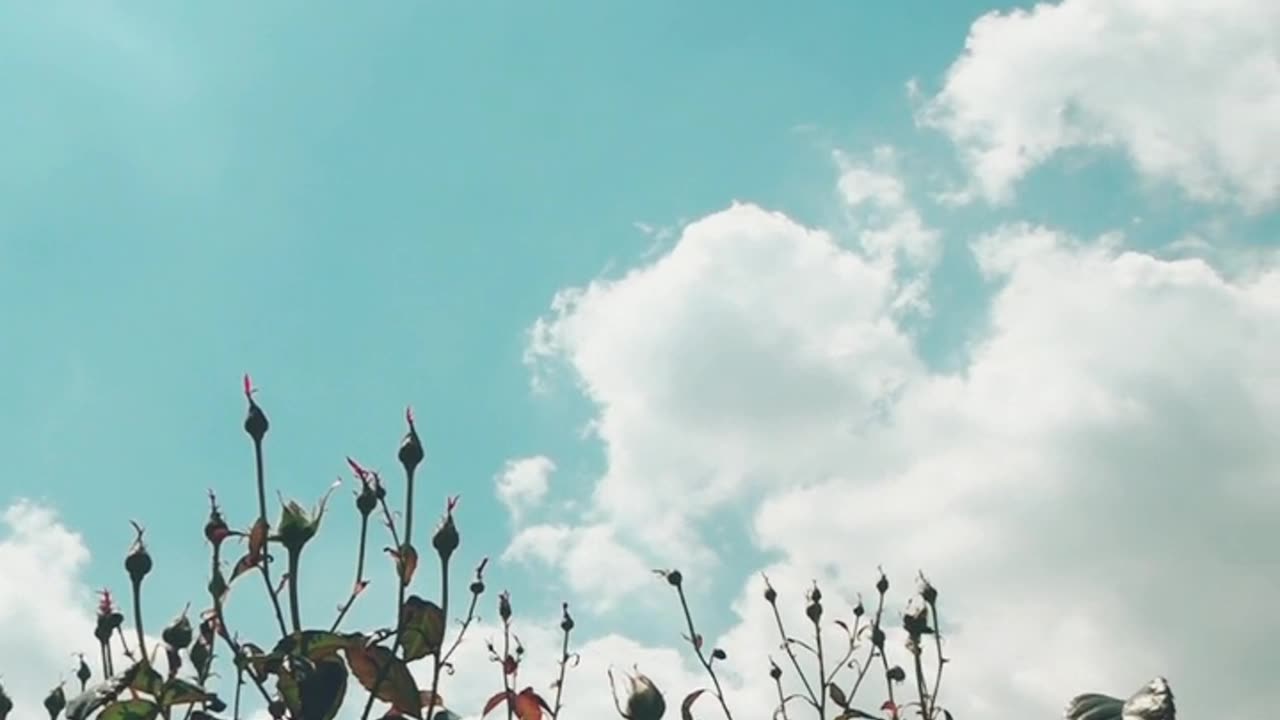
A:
681;689;707;720
344;643;421;718
483;691;513;717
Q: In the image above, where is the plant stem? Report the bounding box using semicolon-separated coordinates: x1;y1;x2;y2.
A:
550;614;572;719
502;618;515;720
359;465;418;720
330;513;370;632
879;650;898;719
815;615;827;720
911;646;929;720
252;437;289;639
675;583;735;720
768;600;819;710
287;547;303;635
130;577;147;663
927;601;945;719
426;559;450;720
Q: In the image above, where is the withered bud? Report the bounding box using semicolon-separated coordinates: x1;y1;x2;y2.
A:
398;407;425;473
43;684;66;719
871;626;885;651
125;522;153;584
711;648;727;661
76;655;91;687
806;600;823;624
887;665;906;683
498;591;512;623
163;609;193;650
624;673;666;720
666;569;683;587
243;375;269;441
809;583;822;603
763;580;777;604
918;574;938;605
769;660;782;681
876;570;889;595
470;580;486;595
561;603;575;633
853;596;865;618
356;483;378;516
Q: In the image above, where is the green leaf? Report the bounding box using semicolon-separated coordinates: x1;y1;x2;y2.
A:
272;630;355;661
344;643;422;718
398;596;445;661
98;700;160;720
127;661;164;696
158;678;214;708
278;659;348;720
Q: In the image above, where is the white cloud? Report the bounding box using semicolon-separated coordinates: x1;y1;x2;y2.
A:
0;502;97;716
523;147;1280;719
495;456;557;523
920;0;1280;210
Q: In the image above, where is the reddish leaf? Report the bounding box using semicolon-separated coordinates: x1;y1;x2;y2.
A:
681;689;707;720
243;373;254;397
248;518;269;560
483;691;513;717
693;634;703;650
513;688;549;720
229;554;259;583
344;643;423;718
388;544;419;587
502;655;518;676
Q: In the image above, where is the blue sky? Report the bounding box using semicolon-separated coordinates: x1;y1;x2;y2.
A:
2;2;1278;719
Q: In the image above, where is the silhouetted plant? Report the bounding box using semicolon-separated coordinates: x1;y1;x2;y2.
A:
2;378;961;720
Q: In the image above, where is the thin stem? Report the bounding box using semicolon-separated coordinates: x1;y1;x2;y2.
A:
767;600;819;710
815;614;827;720
911;646;929;720
252;438;289;639
426;557;451;720
233;665;243;720
130;578;148;663
439;565;485;667
772;669;791;720
551;606;573;719
502;618;515;720
878;649;897;719
359;466;418;720
210;544;273;708
287;548;303;635
114;626;134;662
674;583;735;720
330;512;370;632
927;601;945;719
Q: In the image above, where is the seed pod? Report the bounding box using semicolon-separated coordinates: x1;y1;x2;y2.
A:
432;512;459;562
876;571;889;595
76;655;91;688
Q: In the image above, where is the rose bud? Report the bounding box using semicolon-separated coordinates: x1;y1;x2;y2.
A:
398;406;425;473
624;673;666;720
242;374;268;441
125;522;153;584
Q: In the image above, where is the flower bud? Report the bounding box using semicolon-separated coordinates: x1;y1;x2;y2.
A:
666;570;683;587
918;574;938;605
498;591;512;623
432;509;459;562
769;661;782;681
876;571;889;595
76;655;91;688
243;375;269;442
809;583;822;603
887;665;906;683
94;589;124;644
711;648;727;661
204;492;231;547
853;596;865;618
871;626;885;651
0;683;12;720
762;579;777;605
356;483;378;516
398;407;425;473
163;609;193;650
470;580;486;595
125;522;153;584
44;684;66;720
625;673;666;720
560;603;575;633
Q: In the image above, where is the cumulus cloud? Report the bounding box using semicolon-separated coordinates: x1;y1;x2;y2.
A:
920;0;1280;210
521;143;1280;719
0;502;97;717
495;456;557;523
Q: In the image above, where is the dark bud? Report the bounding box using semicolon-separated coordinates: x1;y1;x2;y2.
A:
806;600;823;624
243;375;269;442
94;590;124;644
207;696;228;713
903;605;932;639
125;522;153;584
470;580;486;595
919;574;938;605
0;683;12;720
190;637;213;677
769;661;782;681
560;603;575;633
887;665;906;683
711;648;727;661
76;655;91;687
871;626;885;650
498;591;512;623
809;583;822;603
204;492;231;547
853;597;865;618
43;684;66;720
163;609;193;650
398;407;425;473
432;511;460;562
876;571;889;595
666;569;683;587
763;583;777;605
268;699;287;719
356;483;378;516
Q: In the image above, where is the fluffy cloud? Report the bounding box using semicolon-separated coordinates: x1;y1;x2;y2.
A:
495;456;557;523
0;502;97;717
521;146;1280;719
920;0;1280;210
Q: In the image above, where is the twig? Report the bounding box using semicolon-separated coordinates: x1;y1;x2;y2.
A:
330;511;370;632
668;572;735;720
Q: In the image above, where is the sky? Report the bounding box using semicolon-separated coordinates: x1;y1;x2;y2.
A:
1;1;1278;718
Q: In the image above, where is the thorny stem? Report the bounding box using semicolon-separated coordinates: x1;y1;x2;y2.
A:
911;644;930;720
764;578;819;711
551;604;573;719
674;582;735;720
252;437;289;639
330;511;370;632
287;548;303;635
426;556;451;720
439;558;487;668
359;465;418;720
814;606;827;720
927;599;945;719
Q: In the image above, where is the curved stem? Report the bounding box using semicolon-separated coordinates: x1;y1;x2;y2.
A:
330;513;370;632
675;584;735;720
768;602;819;710
927;602;945;719
815;617;827;720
